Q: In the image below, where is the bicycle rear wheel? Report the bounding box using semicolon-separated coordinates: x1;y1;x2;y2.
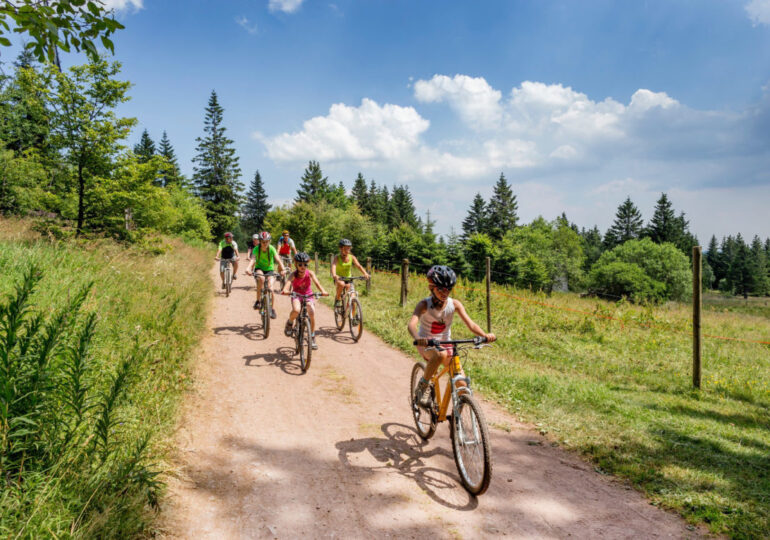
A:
334;296;345;331
299;316;312;372
451;394;492;495
262;293;271;339
410;362;436;440
348;297;363;342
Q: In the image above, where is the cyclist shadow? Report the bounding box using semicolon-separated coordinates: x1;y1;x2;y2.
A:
315;325;356;345
213;324;262;341
335;422;478;511
243;347;304;376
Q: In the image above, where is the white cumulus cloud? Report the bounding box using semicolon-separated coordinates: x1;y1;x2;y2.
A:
746;0;770;25
235;15;258;35
414;74;503;130
101;0;143;12
269;0;304;14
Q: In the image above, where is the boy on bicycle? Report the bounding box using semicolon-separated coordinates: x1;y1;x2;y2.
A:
246;231;285;318
331;238;370;308
408;265;496;406
215;232;239;289
281;252;328;350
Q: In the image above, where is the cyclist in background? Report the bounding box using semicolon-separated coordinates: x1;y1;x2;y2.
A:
408;265;496;406
277;230;297;261
331;238;370;309
281;252;328;350
246;231;285;318
215;232;240;289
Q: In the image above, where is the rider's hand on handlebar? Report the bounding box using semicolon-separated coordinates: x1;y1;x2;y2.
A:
413;338;439;347
485;333;496;343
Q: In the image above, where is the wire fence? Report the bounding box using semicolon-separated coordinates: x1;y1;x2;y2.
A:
317;255;770;347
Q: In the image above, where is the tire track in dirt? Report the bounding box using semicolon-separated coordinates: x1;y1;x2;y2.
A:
158;265;702;539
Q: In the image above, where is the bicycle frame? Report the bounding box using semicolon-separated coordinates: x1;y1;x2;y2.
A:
430;345;474;422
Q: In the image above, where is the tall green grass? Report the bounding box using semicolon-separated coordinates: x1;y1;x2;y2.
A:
0;219;212;538
320;265;770;539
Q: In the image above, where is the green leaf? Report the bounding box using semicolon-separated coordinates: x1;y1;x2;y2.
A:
100;35;114;52
87;2;102;17
0;37;10;47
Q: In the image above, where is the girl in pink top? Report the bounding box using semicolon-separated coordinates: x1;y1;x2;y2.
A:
281;252;328;349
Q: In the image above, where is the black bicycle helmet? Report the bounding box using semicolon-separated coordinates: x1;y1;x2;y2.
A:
427;265;457;289
294;252;310;263
339;238;352;247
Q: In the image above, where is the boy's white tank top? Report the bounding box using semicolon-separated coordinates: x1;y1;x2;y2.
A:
418;296;455;341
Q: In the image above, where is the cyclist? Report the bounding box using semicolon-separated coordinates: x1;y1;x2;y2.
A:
215;232;240;289
331;238;370;309
408;265;496;406
246;231;285;318
277;230;297;264
281;252;328;350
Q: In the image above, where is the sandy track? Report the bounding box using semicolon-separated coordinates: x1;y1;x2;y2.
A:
158;266;700;539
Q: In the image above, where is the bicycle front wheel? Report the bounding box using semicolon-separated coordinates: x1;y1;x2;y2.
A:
225;266;232;297
299;316;312;372
348;297;363;342
410;362;436;440
263;293;271;339
451;394;492;495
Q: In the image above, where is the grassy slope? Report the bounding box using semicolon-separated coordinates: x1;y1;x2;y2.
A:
317;264;769;539
0;219;212;538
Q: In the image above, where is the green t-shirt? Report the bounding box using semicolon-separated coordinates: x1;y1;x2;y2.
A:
252;244;277;272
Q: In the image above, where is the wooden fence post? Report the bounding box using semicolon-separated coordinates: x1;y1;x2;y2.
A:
330;253;334;278
486;256;492;332
366;257;372;295
693;246;702;389
400;259;409;306
314;252;319;275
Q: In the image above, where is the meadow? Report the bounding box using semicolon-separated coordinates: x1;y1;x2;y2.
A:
0;219;212;538
318;263;770;539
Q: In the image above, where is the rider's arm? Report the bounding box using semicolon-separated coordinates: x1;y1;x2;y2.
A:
330;255;338;280
215;248;222;259
309;270;328;296
407;300;428;341
454;299;496;342
273;249;285;274
281;271;294;294
351;255;370;279
246;249;255;273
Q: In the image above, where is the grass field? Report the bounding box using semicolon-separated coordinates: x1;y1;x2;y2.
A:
317;263;769;539
0;218;212;538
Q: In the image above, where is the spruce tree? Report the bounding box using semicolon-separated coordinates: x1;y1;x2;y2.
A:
241;170;271;234
133;129;156;163
462;193;488;239
727;234;754;298
351;172;368;210
706;235;720;288
486;173;518;240
192;90;243;238
446;227;471;276
750;235;769;296
604;197;643;248
390;185;418;229
158;130;184;187
296;160;330;204
645;193;677;244
580;226;604;272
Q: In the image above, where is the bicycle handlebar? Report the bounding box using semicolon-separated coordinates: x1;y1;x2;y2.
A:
339;276;368;282
413;336;489;348
283;292;328;299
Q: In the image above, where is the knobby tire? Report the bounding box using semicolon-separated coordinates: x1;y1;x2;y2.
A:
349;297;363;342
300;316;312;372
410;361;436;440
451;394;492;495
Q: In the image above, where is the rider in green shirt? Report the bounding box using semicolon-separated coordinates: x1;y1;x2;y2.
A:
246;231;285;319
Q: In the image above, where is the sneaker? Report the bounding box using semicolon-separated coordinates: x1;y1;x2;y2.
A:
221;283;226;289
311;337;318;350
232;274;237;280
270;308;277;319
253;300;260;310
414;378;432;408
284;320;294;337
334;299;342;309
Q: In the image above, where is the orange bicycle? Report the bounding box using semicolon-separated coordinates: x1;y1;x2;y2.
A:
410;336;493;495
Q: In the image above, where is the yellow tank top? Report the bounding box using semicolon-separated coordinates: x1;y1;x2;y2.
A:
337;255;353;278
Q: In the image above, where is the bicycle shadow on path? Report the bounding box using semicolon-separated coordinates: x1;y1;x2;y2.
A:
336;422;479;511
315;325;356;345
213;324;263;342
243;347;304;376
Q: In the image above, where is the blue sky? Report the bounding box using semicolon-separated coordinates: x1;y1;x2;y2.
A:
10;0;770;241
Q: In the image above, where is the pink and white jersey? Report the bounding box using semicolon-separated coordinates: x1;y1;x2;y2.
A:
291;271;313;296
418;297;455;341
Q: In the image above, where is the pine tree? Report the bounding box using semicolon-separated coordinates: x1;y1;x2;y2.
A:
158;130;184;187
389;185;418;229
727;234;754;298
445;227;471;276
192;90;243;238
646;193;677;244
296;160;330;204
241;170;271;234
462;193;487;239
486;173;518;240
580;226;603;272
351;172;368;210
750;235;769;296
604;197;643;248
706;235;720;288
133;129;156;163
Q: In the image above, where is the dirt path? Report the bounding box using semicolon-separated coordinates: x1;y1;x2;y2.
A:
158;266;701;539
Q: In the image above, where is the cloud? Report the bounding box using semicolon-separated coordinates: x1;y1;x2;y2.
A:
746;0;770;25
414;74;503;130
261;98;430;163
591;178;651;195
269;0;304;14
101;0;143;11
235;15;258;35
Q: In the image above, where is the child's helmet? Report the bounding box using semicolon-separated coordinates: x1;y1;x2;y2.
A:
294;252;310;263
224;232;233;238
427;265;457;289
259;231;272;242
339;238;352;247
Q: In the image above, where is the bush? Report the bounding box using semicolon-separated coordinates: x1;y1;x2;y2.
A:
588;239;691;302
